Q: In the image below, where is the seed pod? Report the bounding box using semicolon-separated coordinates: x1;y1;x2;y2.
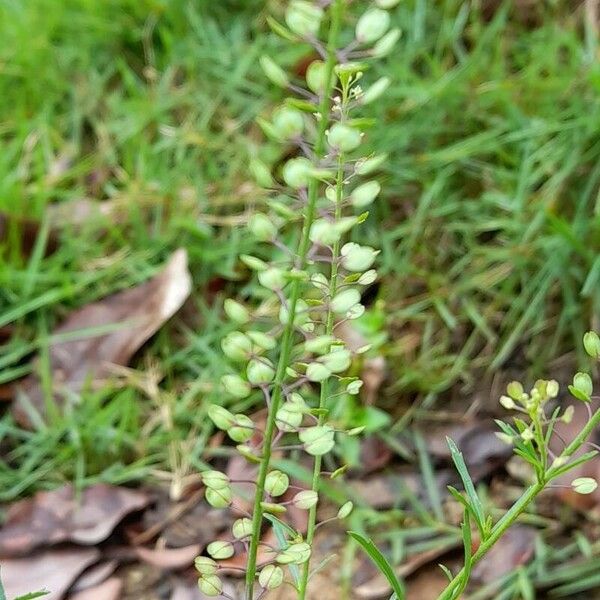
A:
248;213;277;241
346;379;363;394
259;55;289;88
232;518;254;539
328;123;362;152
293;490;319;509
361;76;390;105
206;541;235;560
205;486;232;508
272;106;304;139
331;288;361;313
228;413;255;443
306;362;332;382
259;564;284;590
247;330;277;350
223;299;250;324
305;335;335;354
198;574;223;597
376;0;401;7
355;154;388;175
300;425;335;455
208;405;236;430
221;374;251;399
282;157;313;188
356;8;390;44
276;405;303;432
572;477;598;495
337;501;354;519
372;28;401;57
221;331;253;361
569;372;593;402
584;331;600;359
358;270;378;285
285;1;324;37
350;180;381;207
306;60;327;93
201;470;230;490
341;242;379;271
265;470;290;497
276;542;311;565
194;556;219;575
258;267;286;290
247;359;275;385
321;348;351;373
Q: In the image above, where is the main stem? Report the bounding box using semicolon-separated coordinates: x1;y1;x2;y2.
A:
244;5;343;598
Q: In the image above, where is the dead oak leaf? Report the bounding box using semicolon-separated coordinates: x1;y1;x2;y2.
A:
69;577;123;600
13;248;192;427
1;547;99;600
0;483;150;557
135;543;201;570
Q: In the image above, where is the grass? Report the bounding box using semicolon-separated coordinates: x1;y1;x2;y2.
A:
0;0;599;501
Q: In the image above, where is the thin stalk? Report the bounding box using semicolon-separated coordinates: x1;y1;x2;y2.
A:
244;4;344;597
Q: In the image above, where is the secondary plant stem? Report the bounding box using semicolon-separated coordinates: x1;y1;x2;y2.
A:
244;4;344;597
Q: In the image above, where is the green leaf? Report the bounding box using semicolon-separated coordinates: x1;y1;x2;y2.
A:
348;531;405;600
14;593;50;600
446;437;486;537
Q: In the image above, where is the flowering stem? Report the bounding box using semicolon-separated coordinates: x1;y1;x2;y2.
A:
244;3;344;597
298;56;347;600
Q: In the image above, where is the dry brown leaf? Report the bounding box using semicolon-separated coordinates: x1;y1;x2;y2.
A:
71;560;119;592
1;547;99;600
405;564;451;600
13;248;192;426
69;577;122;600
471;525;536;584
0;483;150;556
171;584;205;600
135;543;201;569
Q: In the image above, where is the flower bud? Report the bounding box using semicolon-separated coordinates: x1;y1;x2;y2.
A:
276;542;311;565
247;331;276;350
306;362;332;382
221;331;253;361
570;372;593;402
376;0;401;7
282;157;313;188
327;123;362;152
208;405;236;430
521;428;534;442
562;405;574;423
265;470;290;497
195;556;219;575
248;213;277;241
247;358;275;385
321;348;351;373
572;477;598;495
259;564;284;590
260;501;287;515
506;381;524;400
584;331;600;359
495;432;513;446
232;518;253;540
205;486;232;508
347;304;365;320
355;154;387;175
198;575;223;597
305;335;335;354
341;242;379;272
285;1;324;37
356;8;390;44
547;379;559;398
258;267;286;290
293;490;319;509
221;374;251;399
272;106;304;139
350;180;381;208
372;28;401;57
240;254;267;271
206;541;235;560
331;288;361;313
361;77;390;105
228;413;255;442
306;60;327;93
202;470;230;490
276;404;303;431
300;425;335;455
223;299;250;324
337;500;354;519
499;395;515;410
551;456;568;469
358;270;378;285
259;55;289;88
